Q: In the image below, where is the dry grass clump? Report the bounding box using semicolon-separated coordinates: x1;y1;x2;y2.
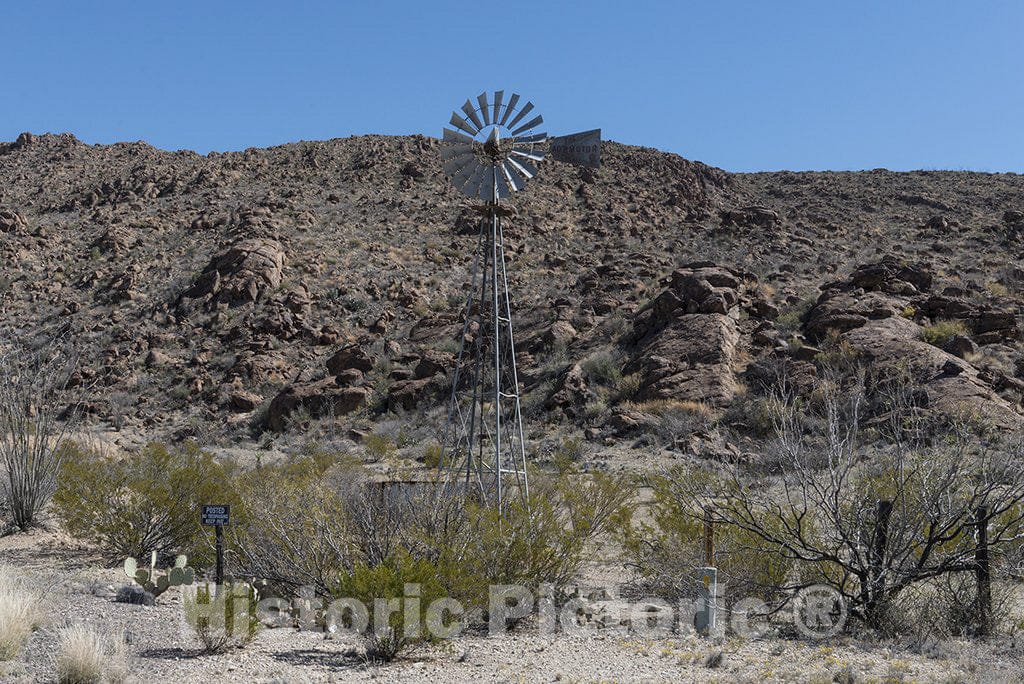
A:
0;565;44;661
54;624;128;684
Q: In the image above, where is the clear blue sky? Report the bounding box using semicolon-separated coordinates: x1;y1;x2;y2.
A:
2;1;1021;172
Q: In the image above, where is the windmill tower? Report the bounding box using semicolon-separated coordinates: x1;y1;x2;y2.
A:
438;90;600;514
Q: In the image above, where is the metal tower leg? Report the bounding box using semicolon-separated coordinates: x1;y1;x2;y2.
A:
440;199;529;514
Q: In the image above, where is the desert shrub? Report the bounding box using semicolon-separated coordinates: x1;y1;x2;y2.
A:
0;565;44;661
581;350;622;388
332;553;446;662
53;441;235;564
920;319;968;347
774;295;816;335
183;582;260;653
614;372;642;402
427;472;632;616
550;436;585;472
54;624;128;684
228;452;363;595
421;443;443;468
364;433;397;461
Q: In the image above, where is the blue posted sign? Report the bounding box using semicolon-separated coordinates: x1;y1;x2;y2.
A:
201;505;230;526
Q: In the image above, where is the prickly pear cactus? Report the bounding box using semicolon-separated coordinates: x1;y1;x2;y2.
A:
123;553;196;599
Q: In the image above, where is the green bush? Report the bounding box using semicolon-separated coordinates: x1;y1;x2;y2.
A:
614;468;793;601
428;472;632;616
333;553;447;662
53;442;235;564
581;351;622;388
920;319;968;347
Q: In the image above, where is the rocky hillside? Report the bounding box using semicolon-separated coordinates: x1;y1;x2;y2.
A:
1;131;1022;460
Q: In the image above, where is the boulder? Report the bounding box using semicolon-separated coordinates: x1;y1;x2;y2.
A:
541;321;578;349
326;344;374;374
545;363;591;418
334;369;364;386
388;377;439;411
178;238;285;310
841;317;1022;429
0;210;28;234
414;349;454;379
229;390;262;412
720;206;781;229
622;264;747;408
267;380;367;431
943;334;977;359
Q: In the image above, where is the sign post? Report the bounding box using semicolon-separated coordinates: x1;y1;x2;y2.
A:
201;504;230;588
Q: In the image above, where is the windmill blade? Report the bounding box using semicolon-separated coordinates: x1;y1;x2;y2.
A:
511;147;545;162
479;171;495;202
499;93;520;125
494;170;511;199
492;91;503;124
477;92;491;126
506;156;537;179
510;114;544;137
440;153;471;178
440;143;474;161
454;163;481;190
513;132;548;144
501;162;525;192
449;113;477;137
461;163;490;198
505;101;534;131
461;100;484;131
443;128;475;145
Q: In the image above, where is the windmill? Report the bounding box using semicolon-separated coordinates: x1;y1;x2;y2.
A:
438;90;600;514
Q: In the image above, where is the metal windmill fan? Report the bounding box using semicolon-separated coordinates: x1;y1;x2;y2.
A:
441;91;547;202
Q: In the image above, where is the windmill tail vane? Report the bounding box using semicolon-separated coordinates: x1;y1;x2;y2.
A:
437;90;600;515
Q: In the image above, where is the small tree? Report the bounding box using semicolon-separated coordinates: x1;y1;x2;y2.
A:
0;335;83;531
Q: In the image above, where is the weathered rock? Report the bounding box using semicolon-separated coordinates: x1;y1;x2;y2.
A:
842;317;1022;429
720;206;780;229
541;320;578;348
334;369;364;386
943;334;977;359
623;264;746;408
267;380;367;431
0;209;28;234
414;349;454;379
388;377;438;411
178;238;285;310
546;363;590;418
326;344;374;374
229;389;262;412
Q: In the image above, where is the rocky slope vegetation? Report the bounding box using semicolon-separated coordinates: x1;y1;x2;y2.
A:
1;131;1022;460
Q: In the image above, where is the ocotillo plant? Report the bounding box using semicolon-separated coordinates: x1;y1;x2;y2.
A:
124;552;195;599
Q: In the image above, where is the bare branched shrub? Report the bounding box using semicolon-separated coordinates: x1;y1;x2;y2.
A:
666;366;1024;631
227;453;364;595
0;335;83;530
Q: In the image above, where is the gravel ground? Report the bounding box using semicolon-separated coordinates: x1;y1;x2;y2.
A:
3;529;1024;683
